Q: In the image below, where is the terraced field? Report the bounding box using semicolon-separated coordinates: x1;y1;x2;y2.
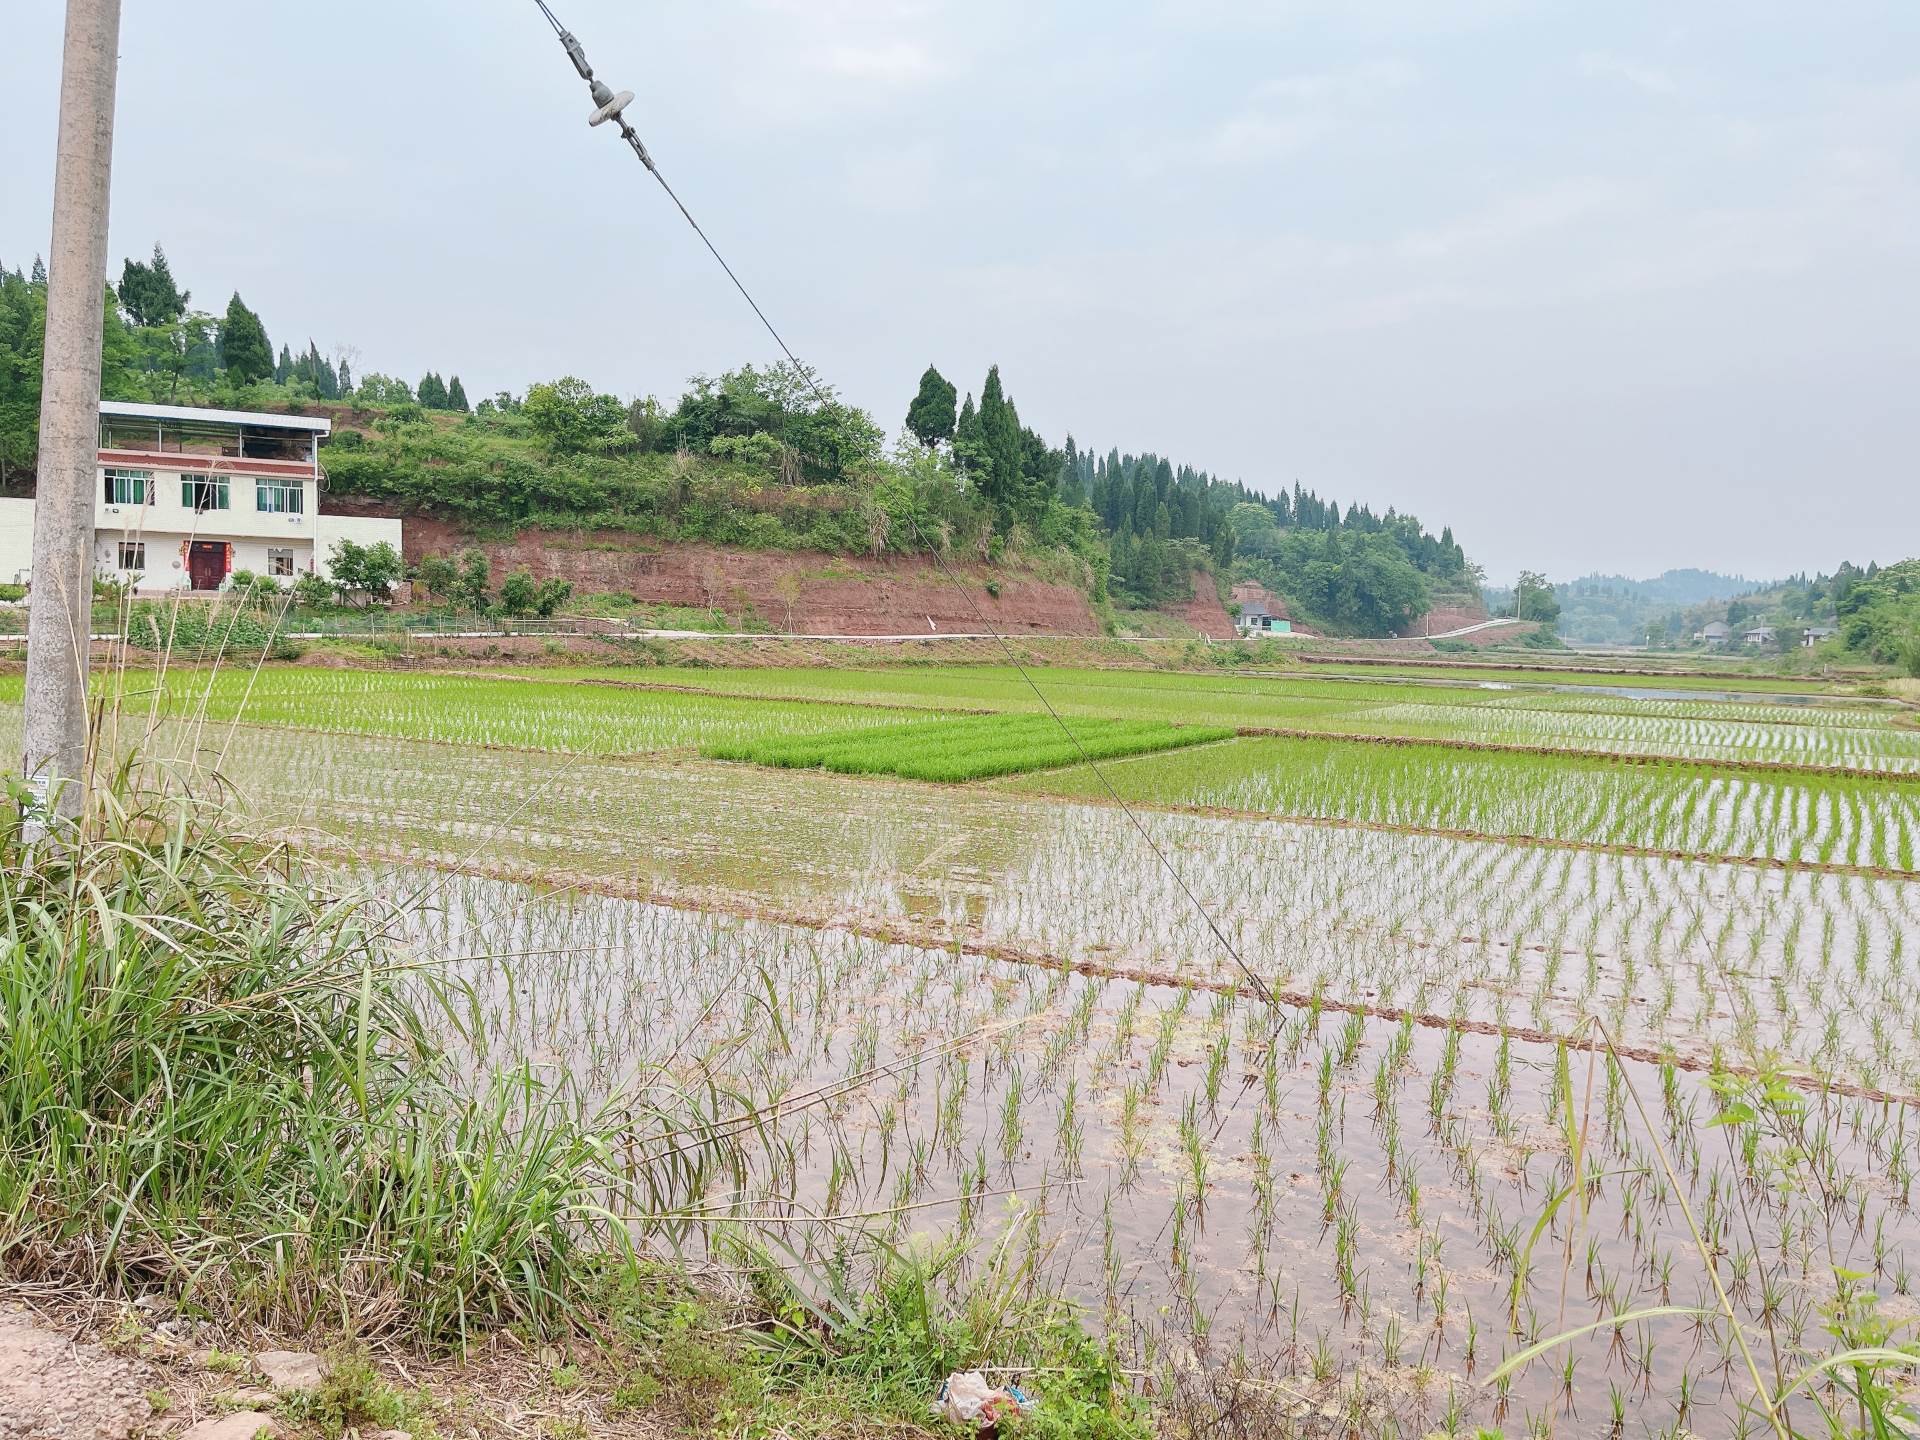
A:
3;653;1916;1435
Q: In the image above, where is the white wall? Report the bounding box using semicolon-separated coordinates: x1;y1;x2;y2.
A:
0;495;400;591
96;465;320;543
0;497;35;585
90;531;319;590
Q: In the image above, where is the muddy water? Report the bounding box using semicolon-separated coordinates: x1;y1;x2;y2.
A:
401;874;1920;1436
187;722;1920;1097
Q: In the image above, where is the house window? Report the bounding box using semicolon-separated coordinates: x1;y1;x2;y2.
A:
103;468;150;505
182;476;230;512
117;541;145;571
267;548;296;578
255;480;305;514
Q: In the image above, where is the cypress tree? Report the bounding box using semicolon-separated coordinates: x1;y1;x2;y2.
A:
904;364;958;447
954;392;980;469
446;375;470;412
976;366;1024;520
218;293;273;384
418;372;448;409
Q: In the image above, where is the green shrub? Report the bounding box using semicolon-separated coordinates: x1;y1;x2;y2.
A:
0;584;25;603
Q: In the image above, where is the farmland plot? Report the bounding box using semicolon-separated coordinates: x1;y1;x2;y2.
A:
83;668;933;755
394;871;1920;1437
3;657;1917;1434
1013;735;1920;870
532;665;1920;772
39;712;1909;1099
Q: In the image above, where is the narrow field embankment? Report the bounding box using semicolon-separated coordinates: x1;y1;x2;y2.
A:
309;839;1920;1108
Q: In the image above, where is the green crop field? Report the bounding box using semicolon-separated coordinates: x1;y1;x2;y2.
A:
704;713;1233;782
536;663;1920;771
28;668;931;756
1008;732;1920;869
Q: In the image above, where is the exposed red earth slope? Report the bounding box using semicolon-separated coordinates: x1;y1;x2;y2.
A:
346;509;1102;635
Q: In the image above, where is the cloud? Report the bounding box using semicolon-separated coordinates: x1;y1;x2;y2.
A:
1394;179;1636;261
1147;57;1414;171
1256;57;1416;106
1577;52;1680;97
807;39;941;87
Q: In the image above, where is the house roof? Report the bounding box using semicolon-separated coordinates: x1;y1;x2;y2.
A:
100;400;332;436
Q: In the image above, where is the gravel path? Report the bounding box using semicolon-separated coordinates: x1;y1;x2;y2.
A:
0;1308;152;1440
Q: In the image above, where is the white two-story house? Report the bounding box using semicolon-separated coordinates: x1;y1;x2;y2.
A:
0;400;401;592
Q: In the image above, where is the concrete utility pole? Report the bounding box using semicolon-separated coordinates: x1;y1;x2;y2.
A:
22;0;122;829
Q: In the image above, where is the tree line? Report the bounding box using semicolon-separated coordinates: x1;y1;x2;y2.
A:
905;361;1476;631
0;243;472;485
0;242;1488;637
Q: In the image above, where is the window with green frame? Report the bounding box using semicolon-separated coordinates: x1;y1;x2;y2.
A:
102;467;150;505
255;479;305;514
183;476;229;512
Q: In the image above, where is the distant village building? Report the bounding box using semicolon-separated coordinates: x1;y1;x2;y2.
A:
1742;626;1777;647
1694;621;1732;646
0;400;400;592
1802;625;1838;648
1230;580;1292;636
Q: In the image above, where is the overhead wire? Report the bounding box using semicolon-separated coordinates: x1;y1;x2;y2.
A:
528;2;1279;1014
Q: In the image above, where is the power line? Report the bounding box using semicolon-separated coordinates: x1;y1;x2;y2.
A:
528;3;1278;1012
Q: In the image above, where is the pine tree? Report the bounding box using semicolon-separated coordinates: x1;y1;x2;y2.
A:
904;364;957;447
218;292;272;383
274;344;292;384
30;257;46;285
446;375;469;412
338;359;353;397
418;371;447;409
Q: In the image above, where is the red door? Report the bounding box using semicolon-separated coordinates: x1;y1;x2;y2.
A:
188;541;225;591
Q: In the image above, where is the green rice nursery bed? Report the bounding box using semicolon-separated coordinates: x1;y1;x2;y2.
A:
703;712;1233;782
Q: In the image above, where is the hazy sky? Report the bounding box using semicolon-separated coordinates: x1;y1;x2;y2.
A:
6;2;1918;584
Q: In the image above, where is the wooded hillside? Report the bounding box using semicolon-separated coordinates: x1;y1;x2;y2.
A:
0;245;1485;636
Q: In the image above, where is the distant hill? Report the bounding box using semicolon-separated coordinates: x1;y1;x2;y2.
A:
1553;569;1777;644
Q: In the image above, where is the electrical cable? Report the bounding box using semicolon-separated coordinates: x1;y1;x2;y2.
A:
530;2;1279;1013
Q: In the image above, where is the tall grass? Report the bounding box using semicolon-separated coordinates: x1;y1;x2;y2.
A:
0;759;735;1344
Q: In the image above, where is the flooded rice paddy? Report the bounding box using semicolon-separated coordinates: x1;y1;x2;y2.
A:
3;660;1917;1434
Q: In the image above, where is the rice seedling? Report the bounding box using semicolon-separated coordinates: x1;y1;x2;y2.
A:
705;712;1233;782
6;647;1914;1435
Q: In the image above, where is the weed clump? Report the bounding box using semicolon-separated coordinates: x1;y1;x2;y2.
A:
0;765;722;1344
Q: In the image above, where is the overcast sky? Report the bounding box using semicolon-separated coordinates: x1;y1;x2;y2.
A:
6;2;1918;584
